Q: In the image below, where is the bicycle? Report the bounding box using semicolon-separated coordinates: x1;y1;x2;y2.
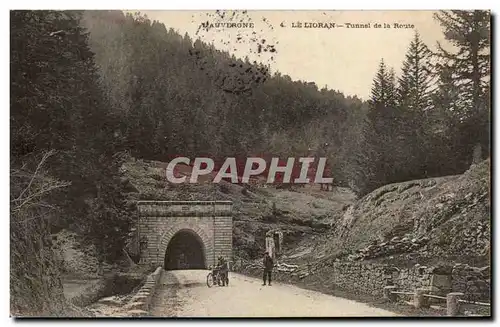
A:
206;266;224;288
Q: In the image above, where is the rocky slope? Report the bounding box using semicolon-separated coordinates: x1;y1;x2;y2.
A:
233;159;490;316
279;159;490;268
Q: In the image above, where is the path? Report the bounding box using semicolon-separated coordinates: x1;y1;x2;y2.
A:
151;269;400;317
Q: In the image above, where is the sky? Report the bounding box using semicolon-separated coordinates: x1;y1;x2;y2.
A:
132;10;447;100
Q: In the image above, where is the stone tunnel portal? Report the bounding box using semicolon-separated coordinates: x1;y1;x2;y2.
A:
136;201;233;268
164;229;206;270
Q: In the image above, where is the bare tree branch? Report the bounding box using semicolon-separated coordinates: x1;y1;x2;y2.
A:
11;150;71;213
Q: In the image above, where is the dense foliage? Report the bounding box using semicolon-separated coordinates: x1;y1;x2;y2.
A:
11;10;132;315
81;10;490;196
349;12;490;195
10;9;490;314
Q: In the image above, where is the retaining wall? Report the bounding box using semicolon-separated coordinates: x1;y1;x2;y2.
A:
123;266;163;317
235;260;490;302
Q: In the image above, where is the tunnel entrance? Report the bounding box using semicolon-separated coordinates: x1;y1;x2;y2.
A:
164;229;206;270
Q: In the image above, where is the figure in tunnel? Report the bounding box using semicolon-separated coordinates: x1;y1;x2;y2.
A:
164;230;206;270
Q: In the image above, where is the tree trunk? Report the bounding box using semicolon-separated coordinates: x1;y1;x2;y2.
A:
472;142;482;165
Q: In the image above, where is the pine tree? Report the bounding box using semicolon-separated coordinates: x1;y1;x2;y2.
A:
434;10;491;165
434;10;490;112
368;60;398;130
359;60;401;191
369;60;394;109
343;109;381;196
386;67;398;107
398;31;434;110
396;31;435;178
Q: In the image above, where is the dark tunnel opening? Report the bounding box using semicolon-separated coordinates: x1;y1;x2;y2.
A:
164;230;206;270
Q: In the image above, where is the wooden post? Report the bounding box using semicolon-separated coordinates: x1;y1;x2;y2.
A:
384;286;397;302
447;292;464;316
414;288;430;308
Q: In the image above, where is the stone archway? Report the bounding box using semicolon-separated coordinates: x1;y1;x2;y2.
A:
164;229;206;270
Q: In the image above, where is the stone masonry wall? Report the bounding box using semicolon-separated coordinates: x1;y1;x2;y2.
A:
137;201;232;268
324;262;390;296
316;262;431;297
237;259;490;305
236;261;423;297
213;216;233;267
451;264;490;302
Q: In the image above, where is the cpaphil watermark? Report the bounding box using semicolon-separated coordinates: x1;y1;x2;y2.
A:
165;157;333;184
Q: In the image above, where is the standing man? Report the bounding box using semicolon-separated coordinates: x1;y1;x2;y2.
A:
220;256;229;286
262;251;274;286
217;256;229;286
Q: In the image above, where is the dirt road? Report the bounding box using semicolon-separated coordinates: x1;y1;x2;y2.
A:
151;270;399;317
